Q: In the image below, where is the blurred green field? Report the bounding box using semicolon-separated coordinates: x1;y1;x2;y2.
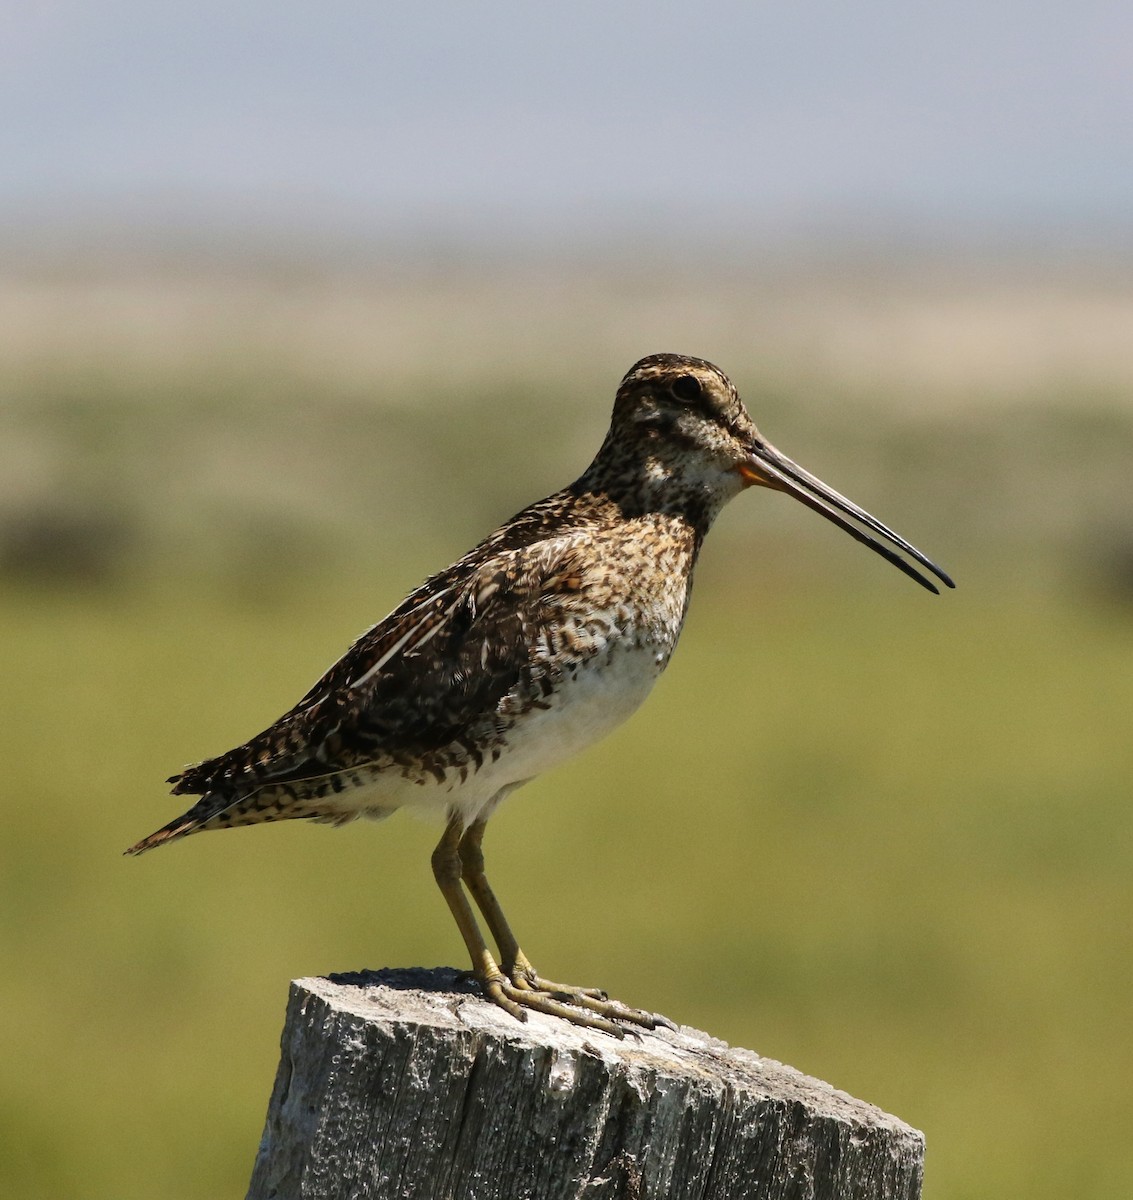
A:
2;259;1132;1198
2;560;1131;1199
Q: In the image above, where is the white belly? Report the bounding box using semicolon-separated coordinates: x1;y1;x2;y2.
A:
346;637;669;825
490;639;666;786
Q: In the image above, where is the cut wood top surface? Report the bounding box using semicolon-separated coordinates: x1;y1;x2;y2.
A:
304;967;919;1140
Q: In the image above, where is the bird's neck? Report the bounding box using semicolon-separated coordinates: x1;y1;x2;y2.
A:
570;434;725;541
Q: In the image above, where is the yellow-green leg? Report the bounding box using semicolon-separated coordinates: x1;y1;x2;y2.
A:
432;815;632;1034
430;817;526;1022
450;816;668;1032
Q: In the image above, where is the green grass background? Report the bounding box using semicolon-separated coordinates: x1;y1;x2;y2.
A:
2;272;1132;1198
2;554;1131;1198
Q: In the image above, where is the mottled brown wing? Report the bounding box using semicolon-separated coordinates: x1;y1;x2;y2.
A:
169;540;582;798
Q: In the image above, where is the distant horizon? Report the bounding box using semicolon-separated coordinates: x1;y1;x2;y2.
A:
3;200;1132;276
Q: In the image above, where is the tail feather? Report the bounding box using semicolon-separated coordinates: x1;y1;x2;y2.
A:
124;783;358;856
124;791;245;856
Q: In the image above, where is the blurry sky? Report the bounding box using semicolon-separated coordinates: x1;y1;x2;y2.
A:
2;1;1131;245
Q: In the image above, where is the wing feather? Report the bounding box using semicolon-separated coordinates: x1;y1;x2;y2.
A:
169;537;585;798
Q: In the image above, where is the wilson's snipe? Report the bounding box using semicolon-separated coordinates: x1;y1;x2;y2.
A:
127;353;952;1034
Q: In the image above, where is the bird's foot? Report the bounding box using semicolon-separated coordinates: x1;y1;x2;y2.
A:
517;973;669;1034
474;958;668;1037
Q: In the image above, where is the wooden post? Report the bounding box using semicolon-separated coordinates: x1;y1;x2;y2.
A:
247;968;923;1200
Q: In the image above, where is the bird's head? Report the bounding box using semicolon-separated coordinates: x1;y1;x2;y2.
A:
612;353;762;491
606;353;954;594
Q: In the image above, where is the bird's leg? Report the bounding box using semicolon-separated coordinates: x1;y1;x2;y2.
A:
431;817;526;1021
433;815;627;1034
455;817;539;984
455;817;665;1031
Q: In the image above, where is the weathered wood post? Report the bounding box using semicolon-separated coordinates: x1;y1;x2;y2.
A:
247;968;923;1200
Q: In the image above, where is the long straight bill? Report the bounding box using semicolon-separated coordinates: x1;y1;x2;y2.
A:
740;445;955;595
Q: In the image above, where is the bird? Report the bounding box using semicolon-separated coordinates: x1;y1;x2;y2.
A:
126;353;953;1035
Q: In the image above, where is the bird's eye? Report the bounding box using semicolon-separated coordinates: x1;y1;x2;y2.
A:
671;374;702;402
